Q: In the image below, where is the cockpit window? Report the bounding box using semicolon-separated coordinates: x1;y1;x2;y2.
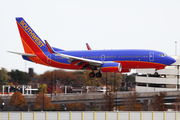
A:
159;54;167;57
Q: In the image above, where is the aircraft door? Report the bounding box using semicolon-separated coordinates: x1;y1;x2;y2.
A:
47;54;51;64
149;52;154;61
101;55;105;62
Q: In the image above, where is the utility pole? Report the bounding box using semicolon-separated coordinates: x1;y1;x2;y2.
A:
51;71;53;98
175;41;177;55
114;73;116;93
55;70;56;96
177;65;179;91
43;90;44;111
106;73;107;94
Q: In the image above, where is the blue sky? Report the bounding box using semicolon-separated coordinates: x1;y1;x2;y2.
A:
0;0;180;74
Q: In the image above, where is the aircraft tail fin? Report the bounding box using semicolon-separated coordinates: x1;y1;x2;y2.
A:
16;17;48;54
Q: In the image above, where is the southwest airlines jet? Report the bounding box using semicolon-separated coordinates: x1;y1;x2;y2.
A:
9;17;176;78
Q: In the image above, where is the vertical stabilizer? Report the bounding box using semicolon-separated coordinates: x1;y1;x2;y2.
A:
16;17;48;54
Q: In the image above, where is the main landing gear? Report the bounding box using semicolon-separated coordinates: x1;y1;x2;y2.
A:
154;70;159;76
89;71;102;78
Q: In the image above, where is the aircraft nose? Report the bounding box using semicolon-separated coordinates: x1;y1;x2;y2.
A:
168;57;176;65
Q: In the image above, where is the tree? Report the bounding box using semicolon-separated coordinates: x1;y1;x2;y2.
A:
103;92;115;111
34;92;51;110
38;70;83;87
152;92;167;111
66;103;85;111
0;68;11;92
38;84;47;93
122;92;142;111
8;69;31;85
9;91;27;110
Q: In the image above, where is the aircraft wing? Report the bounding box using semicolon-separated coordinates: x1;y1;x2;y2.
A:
45;40;102;67
55;52;102;66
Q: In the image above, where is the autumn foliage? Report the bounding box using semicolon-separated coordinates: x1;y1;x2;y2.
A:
121;92;142;111
103;92;115;111
34;92;51;110
9;91;27;110
66;103;85;111
152;92;167;111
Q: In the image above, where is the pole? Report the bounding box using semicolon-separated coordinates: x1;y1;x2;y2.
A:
114;73;115;93
175;41;177;55
43;90;44;111
51;71;53;98
55;70;56;96
106;73;107;94
177;65;179;91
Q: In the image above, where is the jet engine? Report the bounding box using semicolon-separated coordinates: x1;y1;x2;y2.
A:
101;63;121;72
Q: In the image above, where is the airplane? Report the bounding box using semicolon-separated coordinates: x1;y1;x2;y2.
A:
9;17;176;78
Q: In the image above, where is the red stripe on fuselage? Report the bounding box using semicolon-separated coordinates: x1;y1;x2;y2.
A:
115;61;166;70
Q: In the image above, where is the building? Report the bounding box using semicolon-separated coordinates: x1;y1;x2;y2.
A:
136;56;180;91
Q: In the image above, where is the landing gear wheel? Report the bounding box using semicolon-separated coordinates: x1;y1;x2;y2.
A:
89;72;95;78
96;72;102;78
154;72;158;75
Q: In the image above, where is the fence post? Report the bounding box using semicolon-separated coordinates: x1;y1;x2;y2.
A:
21;112;23;120
0;112;1;120
117;112;119;120
33;112;35;120
57;112;59;120
141;112;142;120
164;111;165;120
152;111;154;120
94;112;95;120
175;111;177;120
70;112;71;120
45;112;47;120
105;112;107;120
82;112;83;120
8;112;10;120
129;112;131;120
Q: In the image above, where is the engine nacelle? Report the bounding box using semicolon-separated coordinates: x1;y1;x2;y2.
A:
101;63;121;72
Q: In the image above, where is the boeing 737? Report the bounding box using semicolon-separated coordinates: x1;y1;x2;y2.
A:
9;17;176;78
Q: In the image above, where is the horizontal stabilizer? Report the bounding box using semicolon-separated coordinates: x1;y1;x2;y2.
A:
7;51;36;57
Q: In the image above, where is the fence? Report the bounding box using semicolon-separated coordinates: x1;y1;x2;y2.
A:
0;111;180;120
